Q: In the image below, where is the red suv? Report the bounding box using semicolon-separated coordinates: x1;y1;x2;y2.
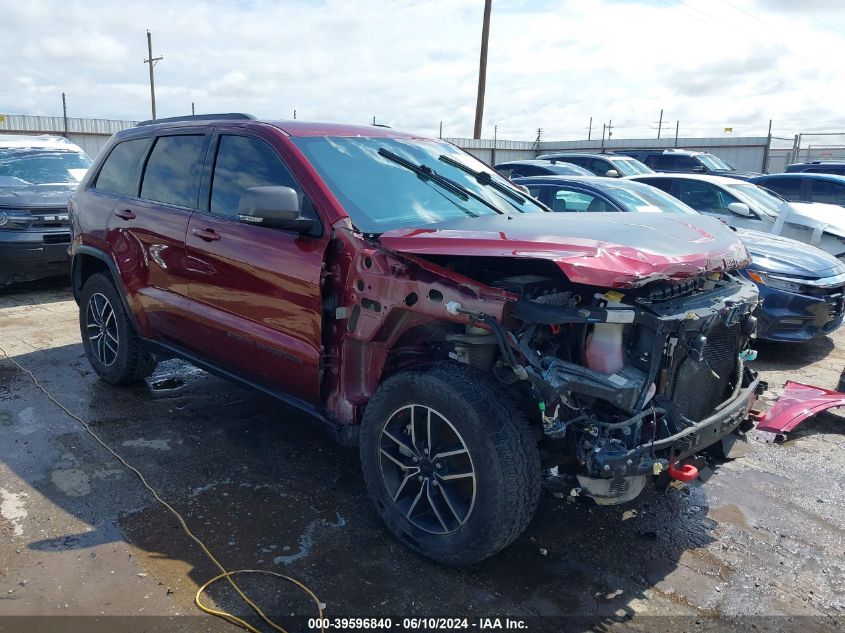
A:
70;114;762;565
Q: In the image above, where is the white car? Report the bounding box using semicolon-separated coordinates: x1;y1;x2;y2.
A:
628;173;845;260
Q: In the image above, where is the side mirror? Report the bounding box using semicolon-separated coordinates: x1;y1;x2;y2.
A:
727;202;752;217
605;169;620;178
237;186;314;233
691;165;706;173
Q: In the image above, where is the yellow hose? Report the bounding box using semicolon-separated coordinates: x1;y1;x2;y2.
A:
0;346;325;633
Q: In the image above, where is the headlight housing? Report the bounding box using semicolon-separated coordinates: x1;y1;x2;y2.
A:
746;270;803;293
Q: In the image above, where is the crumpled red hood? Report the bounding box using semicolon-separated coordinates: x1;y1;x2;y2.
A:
380;212;750;288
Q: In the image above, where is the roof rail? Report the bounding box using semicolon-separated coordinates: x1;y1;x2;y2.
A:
135;113;256;127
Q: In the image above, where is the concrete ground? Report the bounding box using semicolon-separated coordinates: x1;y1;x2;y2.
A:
0;280;843;632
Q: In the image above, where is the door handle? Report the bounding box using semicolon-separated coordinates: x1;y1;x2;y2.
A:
192;227;221;241
114;209;136;220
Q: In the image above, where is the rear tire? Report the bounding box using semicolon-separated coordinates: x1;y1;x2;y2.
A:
359;362;541;566
79;273;156;384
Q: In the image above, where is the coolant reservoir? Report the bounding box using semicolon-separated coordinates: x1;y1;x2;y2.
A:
586;323;625;374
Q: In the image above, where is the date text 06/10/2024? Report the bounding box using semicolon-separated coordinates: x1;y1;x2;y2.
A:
307;618;528;630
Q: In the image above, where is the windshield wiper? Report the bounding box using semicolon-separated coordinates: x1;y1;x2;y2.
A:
437;154;527;206
377;148;505;216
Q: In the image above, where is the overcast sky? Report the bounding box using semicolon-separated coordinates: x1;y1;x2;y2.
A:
2;0;844;142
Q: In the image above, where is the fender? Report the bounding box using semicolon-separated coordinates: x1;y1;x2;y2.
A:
71;245;147;335
755;380;845;435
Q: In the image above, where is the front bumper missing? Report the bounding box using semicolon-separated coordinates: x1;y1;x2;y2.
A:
590;372;761;479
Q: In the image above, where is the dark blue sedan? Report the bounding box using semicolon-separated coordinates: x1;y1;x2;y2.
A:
749;172;845;208
514;175;845;342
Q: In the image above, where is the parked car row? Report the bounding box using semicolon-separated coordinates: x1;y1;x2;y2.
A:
512;175;845;343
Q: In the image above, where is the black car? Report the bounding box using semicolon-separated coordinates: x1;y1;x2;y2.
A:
750;173;845;207
619;148;759;180
494;159;592;178
785;160;845;176
0;136;92;285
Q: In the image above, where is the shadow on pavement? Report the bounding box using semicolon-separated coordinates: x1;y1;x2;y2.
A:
752;336;836;372
0;276;72;307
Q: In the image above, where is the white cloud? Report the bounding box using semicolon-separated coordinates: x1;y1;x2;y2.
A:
0;0;843;141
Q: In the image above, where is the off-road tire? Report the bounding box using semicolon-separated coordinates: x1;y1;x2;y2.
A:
79;273;156;384
359;362;541;566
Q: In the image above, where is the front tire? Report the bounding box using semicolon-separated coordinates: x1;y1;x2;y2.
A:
79;273;156;384
359;362;541;566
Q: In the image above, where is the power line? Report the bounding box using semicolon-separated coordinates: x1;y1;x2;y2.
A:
653;0;815;66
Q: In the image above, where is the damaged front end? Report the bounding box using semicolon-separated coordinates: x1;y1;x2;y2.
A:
497;272;761;504
338;212;763;505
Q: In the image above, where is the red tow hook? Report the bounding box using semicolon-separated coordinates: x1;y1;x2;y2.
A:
667;461;699;482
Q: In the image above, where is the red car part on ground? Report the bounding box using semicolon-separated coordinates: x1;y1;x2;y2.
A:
754;380;845;434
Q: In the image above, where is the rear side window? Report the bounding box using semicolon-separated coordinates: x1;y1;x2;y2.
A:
637;177;673;194
677;180;737;214
651;155;675;170
761;177;802;200
140;135;206;208
675;155;700;169
560;157;587;168
550;188;614;212
589;158;614;176
509;165;544;177
810;179;845;205
210;135;300;217
94;138;148;196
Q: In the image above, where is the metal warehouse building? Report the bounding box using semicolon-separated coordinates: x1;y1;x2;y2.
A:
447;136;772;173
0;114;137;159
2;113;779;172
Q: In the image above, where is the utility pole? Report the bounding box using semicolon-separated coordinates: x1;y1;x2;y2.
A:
762;118;772;173
293;109;297;120
587;116;592;141
533;128;542;152
143;30;163;121
473;0;492;139
674;120;680;147
61;93;68;138
657;109;663;139
372;115;376;125
439;121;443;139
601;120;613;152
191;102;195;116
492;124;497;165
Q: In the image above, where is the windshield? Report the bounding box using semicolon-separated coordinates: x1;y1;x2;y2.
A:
604;182;699;215
0;148;92;186
293;136;546;232
726;183;782;219
697;153;734;172
610;158;653;176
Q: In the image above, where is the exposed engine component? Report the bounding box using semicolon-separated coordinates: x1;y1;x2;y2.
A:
501;272;761;505
577;474;648;505
492;274;565;300
447;325;498;370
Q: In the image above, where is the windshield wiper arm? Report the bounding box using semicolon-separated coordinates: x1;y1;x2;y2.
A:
437;154;527;205
377;148;505;216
